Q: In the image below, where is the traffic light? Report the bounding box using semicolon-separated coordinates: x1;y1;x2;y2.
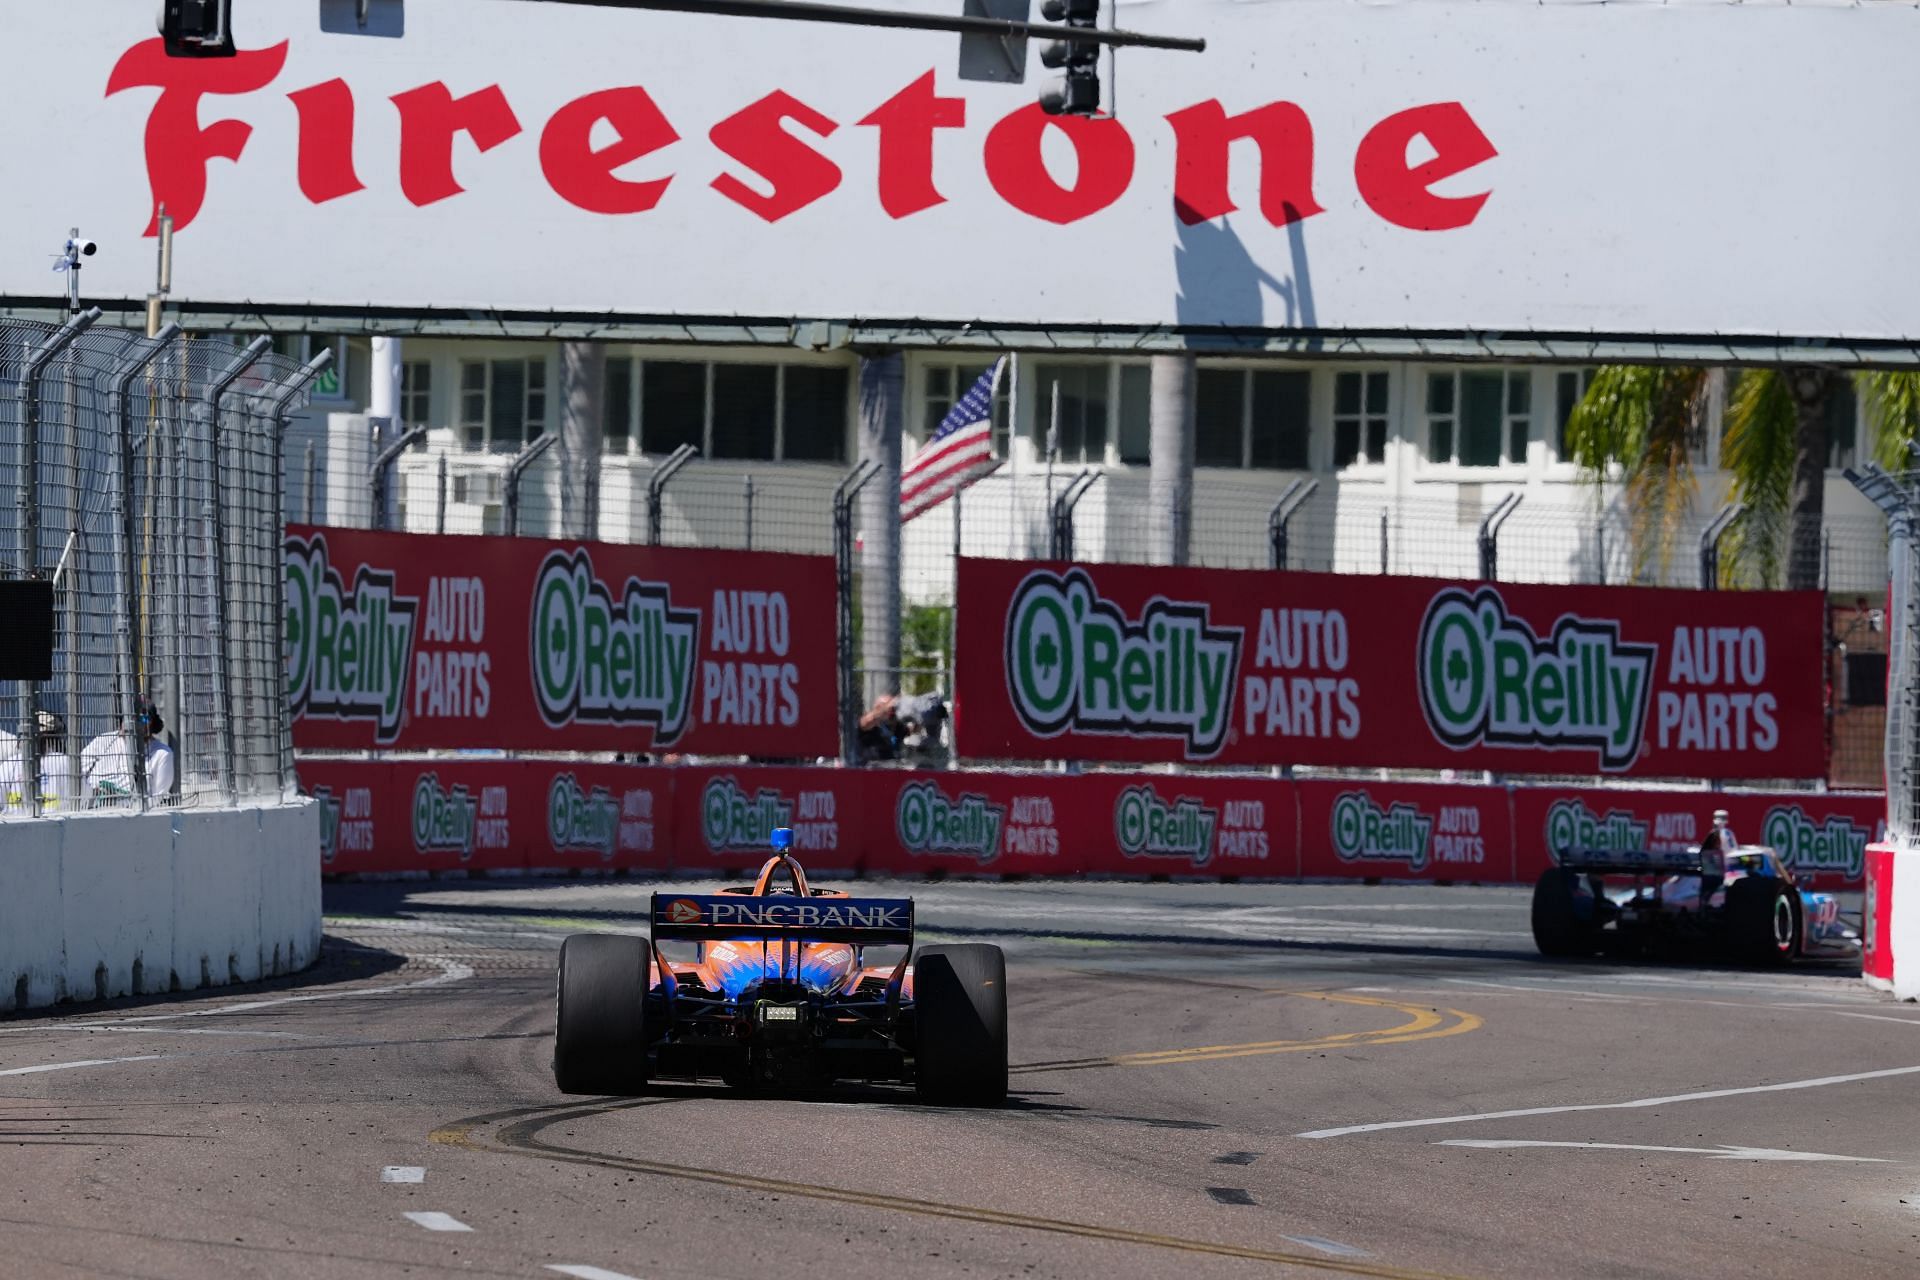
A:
158;0;235;58
1037;0;1101;116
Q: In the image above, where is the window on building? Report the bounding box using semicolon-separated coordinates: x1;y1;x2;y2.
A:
1333;370;1390;467
605;357;633;450
1032;363;1110;465
1827;378;1860;471
1117;365;1151;465
459;357;548;452
1196;368;1310;470
921;361;1011;456
626;359;847;462
401;360;432;428
1428;369;1530;467
1554;368;1596;461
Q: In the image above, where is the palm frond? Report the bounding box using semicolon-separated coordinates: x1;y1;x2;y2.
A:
1565;365;1705;581
1722;369;1797;588
1860;370;1920;472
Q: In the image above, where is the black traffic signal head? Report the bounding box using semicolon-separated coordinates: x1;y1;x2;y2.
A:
1038;0;1102;116
1041;0;1101;21
159;0;235;58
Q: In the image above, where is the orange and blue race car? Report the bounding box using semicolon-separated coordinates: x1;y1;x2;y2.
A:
553;827;1007;1104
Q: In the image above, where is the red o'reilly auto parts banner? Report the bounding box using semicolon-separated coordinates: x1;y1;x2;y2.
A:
286;525;836;756
956;560;1825;779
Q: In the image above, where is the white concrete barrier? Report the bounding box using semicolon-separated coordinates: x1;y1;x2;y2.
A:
1863;842;1920;1001
0;801;320;1012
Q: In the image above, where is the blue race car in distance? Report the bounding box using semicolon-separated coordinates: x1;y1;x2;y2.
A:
1533;811;1859;964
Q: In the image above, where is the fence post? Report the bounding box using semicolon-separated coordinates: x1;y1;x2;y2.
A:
303;441;318;524
263;349;334;796
106;324;181;810
1049;469;1101;561
743;473;755;551
505;432;558;537
834;460;881;765
646;442;700;546
1267;478;1318;570
205;337;273;803
1847;464;1917;837
436;454;449;535
1379;508;1389;574
1477;492;1523;581
1698;502;1745;590
15;310;101;816
367;424;428;533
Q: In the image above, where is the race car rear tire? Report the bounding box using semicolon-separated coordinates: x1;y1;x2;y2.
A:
553;934;651;1095
1726;878;1801;965
1531;869;1600;958
913;944;1008;1107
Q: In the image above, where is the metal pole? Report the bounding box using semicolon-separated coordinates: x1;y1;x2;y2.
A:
1050;469;1102;562
743;474;755;551
1699;503;1745;591
264;350;334;796
303;441;318;525
206;337;273;804
646;442;700;546
950;484;962;702
108;325;182;809
834;460;881;766
368;425;429;533
436;454;449;535
1044;381;1059;556
1379;508;1389;574
17;309;100;815
1266;478;1318;572
505;432;559;537
1477;492;1523;582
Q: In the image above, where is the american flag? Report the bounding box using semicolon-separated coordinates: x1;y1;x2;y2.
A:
902;357;1005;522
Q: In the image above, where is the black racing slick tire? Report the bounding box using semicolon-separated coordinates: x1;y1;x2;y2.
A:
553;934;651;1095
913;944;1008;1107
1726;877;1801;966
1531;868;1600;958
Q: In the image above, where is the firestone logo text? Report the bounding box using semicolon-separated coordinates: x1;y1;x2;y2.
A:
411;773;477;860
1005;568;1241;758
897;781;1006;863
548;773;619;859
1114;784;1219;867
1545;798;1649;856
531;548;699;742
285;533;418;743
701;776;794;853
1762;804;1873;880
1418;587;1654;771
1331;791;1433;873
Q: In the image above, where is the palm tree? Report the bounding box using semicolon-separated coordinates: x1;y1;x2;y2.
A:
1566;366;1920;590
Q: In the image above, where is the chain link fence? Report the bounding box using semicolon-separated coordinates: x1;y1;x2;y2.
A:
0;313;326;816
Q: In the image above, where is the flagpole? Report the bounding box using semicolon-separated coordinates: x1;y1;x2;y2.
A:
1006;353;1020;559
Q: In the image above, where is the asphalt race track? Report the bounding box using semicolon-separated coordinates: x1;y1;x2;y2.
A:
2;878;1916;1280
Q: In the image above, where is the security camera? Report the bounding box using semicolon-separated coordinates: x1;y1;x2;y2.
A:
67;238;97;258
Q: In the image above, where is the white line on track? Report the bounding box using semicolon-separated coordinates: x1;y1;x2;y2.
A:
1434;1139;1887;1163
1297;1063;1920;1138
403;1211;472;1232
1440;978;1638;1001
1280;1235;1371;1258
381;1167;426;1184
546;1267;645;1280
0;1055;165;1078
1832;1011;1920;1027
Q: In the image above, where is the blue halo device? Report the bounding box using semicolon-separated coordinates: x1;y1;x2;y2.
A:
770;826;794;852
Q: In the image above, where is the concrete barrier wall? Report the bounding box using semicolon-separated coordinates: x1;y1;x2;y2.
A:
0;801;321;1013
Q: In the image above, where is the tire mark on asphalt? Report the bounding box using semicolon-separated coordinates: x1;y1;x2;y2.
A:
430;1101;1471;1279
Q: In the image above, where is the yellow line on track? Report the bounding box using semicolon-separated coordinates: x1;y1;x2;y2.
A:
430;1100;1475;1280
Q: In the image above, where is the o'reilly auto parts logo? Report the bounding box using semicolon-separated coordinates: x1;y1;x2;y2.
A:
1545;797;1649;855
412;773;477;860
1115;784;1219;867
897;780;1006;862
1418;586;1655;771
314;786;342;865
285;533;418;743
1005;568;1241;758
1762;804;1872;879
1332;791;1433;873
701;775;793;853
532;548;699;743
548;772;618;859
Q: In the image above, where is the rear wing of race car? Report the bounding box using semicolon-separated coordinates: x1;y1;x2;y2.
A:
1553;847;1712;876
651;893;915;946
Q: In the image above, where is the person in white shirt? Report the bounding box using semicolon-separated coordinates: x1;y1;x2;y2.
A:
1;711;77;811
79;697;176;807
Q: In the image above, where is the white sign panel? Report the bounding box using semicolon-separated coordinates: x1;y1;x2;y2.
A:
0;0;1913;339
